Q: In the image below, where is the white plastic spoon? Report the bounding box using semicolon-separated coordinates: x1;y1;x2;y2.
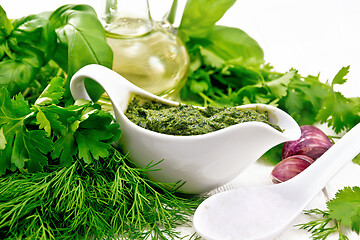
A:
193;123;360;240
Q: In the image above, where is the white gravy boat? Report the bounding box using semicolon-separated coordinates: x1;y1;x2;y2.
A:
70;64;301;194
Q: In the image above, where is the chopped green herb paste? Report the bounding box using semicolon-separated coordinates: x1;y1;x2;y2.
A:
125;98;282;136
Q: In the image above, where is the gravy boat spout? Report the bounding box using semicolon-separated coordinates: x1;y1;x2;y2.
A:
70;64;301;194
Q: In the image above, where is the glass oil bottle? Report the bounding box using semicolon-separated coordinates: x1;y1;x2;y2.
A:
102;0;189;99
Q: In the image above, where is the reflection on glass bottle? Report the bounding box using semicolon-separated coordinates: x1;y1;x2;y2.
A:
103;0;189;99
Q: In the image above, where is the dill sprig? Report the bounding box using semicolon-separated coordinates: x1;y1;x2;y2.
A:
0;148;203;240
296;208;349;240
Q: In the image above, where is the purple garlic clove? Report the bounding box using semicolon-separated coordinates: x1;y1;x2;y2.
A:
271;155;314;184
282;125;333;160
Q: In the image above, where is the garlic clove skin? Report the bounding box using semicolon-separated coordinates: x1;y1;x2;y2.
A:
271;155;314;184
282;125;333;160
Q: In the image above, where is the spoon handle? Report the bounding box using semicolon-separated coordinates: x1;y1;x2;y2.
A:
285;122;360;201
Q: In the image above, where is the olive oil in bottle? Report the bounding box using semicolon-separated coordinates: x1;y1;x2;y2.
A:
103;0;189;98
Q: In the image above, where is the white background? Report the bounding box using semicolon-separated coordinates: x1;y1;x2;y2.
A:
1;1;360;239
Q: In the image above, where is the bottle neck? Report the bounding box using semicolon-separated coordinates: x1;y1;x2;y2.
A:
103;0;153;36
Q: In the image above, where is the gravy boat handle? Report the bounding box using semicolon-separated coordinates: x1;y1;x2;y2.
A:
70;64;176;113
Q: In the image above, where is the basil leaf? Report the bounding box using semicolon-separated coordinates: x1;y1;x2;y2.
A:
178;0;236;41
0;61;37;95
199;25;264;67
49;4;113;102
11;15;57;66
0;6;13;59
0;12;57;95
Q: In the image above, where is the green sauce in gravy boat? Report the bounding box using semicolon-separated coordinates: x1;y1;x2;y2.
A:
70;64;301;194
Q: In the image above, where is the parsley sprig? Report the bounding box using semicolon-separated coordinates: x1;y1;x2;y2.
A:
297;187;360;239
0;77;120;175
316;66;360;133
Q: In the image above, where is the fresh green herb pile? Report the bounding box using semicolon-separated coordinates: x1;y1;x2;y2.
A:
1;1;360;239
125;97;281;135
0;4;202;240
177;1;360;135
0;74;202;240
175;0;360;239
